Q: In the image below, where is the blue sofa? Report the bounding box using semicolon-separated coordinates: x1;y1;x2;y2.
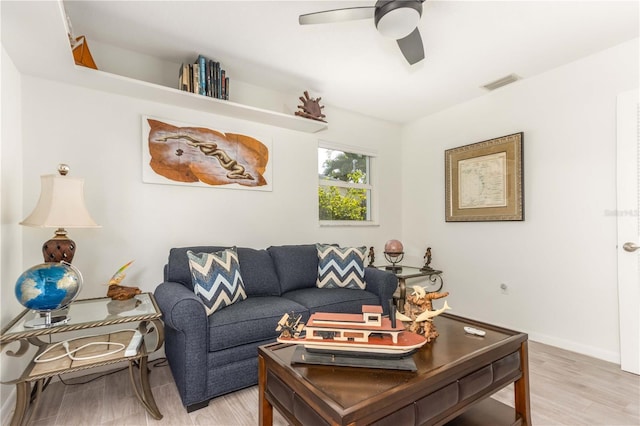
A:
154;244;398;411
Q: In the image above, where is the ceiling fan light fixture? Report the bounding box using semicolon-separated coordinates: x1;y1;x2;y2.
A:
375;1;422;39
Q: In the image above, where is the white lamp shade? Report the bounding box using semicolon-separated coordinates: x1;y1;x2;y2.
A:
20;174;100;228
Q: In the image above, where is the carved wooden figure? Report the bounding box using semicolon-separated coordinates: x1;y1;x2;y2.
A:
398;286;451;342
295;91;327;122
106;260;141;301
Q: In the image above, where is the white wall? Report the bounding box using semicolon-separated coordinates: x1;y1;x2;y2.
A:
1;32;401;415
18;76;401;301
0;47;28;421
401;38;639;362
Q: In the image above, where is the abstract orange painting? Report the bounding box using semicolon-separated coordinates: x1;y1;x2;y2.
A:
142;117;271;190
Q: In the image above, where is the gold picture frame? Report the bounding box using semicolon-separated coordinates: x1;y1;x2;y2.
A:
445;132;523;222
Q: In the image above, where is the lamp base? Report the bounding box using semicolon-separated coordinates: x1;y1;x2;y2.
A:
42;228;75;263
24;309;70;329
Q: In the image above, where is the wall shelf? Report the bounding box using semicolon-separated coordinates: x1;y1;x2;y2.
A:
72;67;328;133
2;0;328;134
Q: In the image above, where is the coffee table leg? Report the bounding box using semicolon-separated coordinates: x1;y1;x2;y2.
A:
258;353;273;426
515;340;532;425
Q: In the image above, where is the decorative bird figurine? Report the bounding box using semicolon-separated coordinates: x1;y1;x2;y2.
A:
106;260;141;301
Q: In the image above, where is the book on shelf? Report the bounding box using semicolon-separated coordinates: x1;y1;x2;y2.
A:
220;69;225;100
197;55;206;96
178;54;230;101
179;64;188;92
192;63;200;96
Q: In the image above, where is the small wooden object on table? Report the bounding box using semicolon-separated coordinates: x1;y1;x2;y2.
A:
0;293;164;426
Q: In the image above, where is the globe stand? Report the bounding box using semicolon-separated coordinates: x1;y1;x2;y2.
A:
384;251;404;273
24;309;70;329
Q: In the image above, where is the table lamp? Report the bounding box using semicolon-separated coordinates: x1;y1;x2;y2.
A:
20;164;100;263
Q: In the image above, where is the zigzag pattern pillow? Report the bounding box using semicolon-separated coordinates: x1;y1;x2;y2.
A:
316;244;367;290
187;248;247;316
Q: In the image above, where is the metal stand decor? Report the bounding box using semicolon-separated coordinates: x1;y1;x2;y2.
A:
383;239;404;272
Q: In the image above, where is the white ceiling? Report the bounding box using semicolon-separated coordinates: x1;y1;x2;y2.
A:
56;1;640;123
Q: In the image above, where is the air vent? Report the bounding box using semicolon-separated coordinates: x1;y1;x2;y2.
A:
482;74;521;91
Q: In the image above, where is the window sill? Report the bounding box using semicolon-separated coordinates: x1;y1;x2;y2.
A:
319;221;380;227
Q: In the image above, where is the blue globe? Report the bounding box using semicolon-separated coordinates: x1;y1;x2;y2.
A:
15;262;82;311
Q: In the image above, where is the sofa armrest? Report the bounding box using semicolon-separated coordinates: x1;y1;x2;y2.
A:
364;267;398;315
155;281;207;331
154;281;209;407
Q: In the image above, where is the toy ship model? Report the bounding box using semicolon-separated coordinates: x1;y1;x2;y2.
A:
276;305;428;357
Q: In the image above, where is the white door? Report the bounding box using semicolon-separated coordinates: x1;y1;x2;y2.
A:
616;89;640;375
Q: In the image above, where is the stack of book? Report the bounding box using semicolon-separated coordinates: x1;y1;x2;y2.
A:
179;54;229;100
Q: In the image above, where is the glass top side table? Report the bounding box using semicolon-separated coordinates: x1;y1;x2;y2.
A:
1;293;161;343
376;266;444;312
0;293;164;426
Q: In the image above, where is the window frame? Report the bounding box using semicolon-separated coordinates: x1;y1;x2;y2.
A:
318;140;378;227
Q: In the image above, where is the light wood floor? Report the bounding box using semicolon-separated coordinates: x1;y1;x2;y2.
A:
6;341;639;426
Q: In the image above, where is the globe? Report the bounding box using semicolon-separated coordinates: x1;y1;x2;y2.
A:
384;239;404;255
15;262;82;312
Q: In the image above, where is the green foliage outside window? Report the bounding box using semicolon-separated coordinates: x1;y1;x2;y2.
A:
320;153;368;182
319;170;368;221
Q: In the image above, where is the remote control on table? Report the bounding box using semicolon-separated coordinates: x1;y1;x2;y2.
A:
125;330;143;356
463;326;486;337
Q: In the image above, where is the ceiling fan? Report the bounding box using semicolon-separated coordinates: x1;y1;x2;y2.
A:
299;1;426;65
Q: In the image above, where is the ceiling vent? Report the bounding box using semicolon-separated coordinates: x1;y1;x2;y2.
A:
482;74;521;91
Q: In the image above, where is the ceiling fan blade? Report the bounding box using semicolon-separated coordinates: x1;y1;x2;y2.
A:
299;7;375;25
396;27;424;65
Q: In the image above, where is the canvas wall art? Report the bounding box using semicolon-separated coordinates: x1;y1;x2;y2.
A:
142;116;272;191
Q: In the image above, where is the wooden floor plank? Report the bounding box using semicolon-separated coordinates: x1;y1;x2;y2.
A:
4;340;638;425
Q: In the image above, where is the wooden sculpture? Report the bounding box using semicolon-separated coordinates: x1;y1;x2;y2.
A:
295;91;327;122
106;260;141;301
397;286;450;342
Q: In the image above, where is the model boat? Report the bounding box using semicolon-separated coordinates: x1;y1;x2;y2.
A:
276;305;427;357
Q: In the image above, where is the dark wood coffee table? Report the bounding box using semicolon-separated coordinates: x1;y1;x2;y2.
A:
259;313;530;426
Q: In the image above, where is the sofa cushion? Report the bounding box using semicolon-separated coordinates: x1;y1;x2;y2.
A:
316;244;366;290
167;246;281;296
187;248;247;315
267;244;318;293
282;287;379;314
208;296;308;352
234;247;281;297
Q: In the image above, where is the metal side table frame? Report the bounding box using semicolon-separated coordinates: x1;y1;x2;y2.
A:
0;293;164;426
377;266;444;312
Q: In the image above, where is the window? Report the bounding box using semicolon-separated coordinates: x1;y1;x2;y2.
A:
318;143;375;224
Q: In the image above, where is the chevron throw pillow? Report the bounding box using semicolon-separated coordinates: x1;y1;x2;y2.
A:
187;248;247;316
316;244;367;290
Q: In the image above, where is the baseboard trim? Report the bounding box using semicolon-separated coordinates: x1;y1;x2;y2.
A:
452;311;622;365
528;331;620;364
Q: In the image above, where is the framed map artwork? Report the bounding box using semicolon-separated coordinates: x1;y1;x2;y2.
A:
142;116;272;191
445;133;523;221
